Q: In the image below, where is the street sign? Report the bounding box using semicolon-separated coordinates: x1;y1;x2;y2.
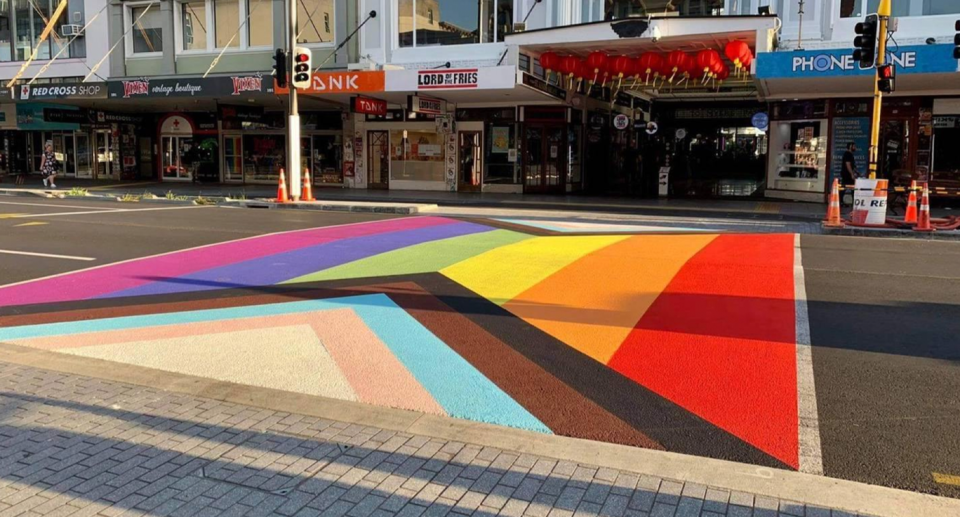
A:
645;121;659;135
752;112;769;131
613;114;629;130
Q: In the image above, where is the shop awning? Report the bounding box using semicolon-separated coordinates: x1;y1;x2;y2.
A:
505;15;778;100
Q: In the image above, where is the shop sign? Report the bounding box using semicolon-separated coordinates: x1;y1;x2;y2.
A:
520;72;566;100
352;96;387;116
934;116;959;129
218;104;264;122
830;117;870;183
91;111;143;124
43;108;87;124
613;114;630;131
16;103;80;130
756;44;960;79
387;66;516;92
675;128;687;140
675;107;757;120
160;115;194;135
109;74;272;99
751;112;769;131
277;71;385;95
658;167;670;197
409;95;445;115
18;82;106;100
644;121;659;135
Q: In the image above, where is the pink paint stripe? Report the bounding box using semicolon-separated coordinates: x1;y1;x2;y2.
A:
13;309;446;416
0;217;454;308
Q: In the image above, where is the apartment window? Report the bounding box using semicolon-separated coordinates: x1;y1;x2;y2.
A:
400;0;511;48
175;0;271;52
0;5;12;62
14;0;56;60
297;0;334;44
923;0;960;15
839;0;862;17
127;3;164;55
866;0;908;17
602;0;725;18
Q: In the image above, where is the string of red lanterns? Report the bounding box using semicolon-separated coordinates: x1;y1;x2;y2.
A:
536;41;754;94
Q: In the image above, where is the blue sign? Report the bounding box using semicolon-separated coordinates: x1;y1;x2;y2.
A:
756;44;959;79
751;112;769;131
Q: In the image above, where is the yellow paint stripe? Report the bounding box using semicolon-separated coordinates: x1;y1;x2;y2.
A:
87;181;157;191
933;472;960;487
503;234;717;363
441;235;629;305
0;213;27;219
14;222;48;227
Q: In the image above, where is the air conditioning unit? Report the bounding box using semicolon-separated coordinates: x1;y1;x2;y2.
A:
61;24;83;37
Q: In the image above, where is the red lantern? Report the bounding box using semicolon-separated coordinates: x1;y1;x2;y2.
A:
574;59;591;91
540;51;560;82
610;55;632;89
637;53;663;85
586;51;609;84
724;41;750;69
696;49;722;83
561;55;581;87
665;50;689;83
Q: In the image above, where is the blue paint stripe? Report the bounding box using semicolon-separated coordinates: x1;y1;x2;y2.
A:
0;295;552;433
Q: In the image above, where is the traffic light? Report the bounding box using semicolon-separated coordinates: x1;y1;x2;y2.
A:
292;47;312;90
954;20;960;60
877;63;895;93
273;48;287;89
854;14;879;69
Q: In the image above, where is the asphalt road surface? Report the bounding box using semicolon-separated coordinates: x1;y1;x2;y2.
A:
0;197;958;500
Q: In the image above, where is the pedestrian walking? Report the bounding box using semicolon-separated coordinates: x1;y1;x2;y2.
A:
840;142;859;207
40;141;57;189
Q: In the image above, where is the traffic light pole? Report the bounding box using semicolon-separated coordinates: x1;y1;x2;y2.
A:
867;0;892;180
287;0;301;201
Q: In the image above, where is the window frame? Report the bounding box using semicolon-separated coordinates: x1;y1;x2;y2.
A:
124;1;163;58
398;0;502;49
295;0;336;48
173;0;273;55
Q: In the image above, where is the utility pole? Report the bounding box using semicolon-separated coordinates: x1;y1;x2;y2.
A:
867;0;892;180
287;0;301;201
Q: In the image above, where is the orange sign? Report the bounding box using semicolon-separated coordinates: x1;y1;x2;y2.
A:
276;71;385;95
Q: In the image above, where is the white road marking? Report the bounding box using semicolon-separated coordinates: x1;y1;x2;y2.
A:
794;233;824;475
0;249;95;261
0;200;119;210
13;206;210;219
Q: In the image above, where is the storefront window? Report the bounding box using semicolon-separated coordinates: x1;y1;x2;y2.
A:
223;135;243;181
923;0;960;15
485;124;517;184
243;134;285;182
297;0;333;44
389;130;444;182
932;119;960;184
312;134;343;184
768;119;828;193
130;4;164;54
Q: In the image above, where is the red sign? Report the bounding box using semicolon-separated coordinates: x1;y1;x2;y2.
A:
231;75;263;95
352;96;387;116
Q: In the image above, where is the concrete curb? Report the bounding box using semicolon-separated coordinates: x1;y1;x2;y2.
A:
823;225;960;240
0;342;954;517
228;199;438;215
0;188;60;199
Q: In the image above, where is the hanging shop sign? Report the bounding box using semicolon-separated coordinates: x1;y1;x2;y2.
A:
613;114;630;130
91;111;144;124
387;66;516;92
751;112;769;131
16;103;81;130
756;44;960;79
43;108;87;124
276;71;385;95
108;74;273;99
18;82;107;101
352;96;388;116
409;95;446;115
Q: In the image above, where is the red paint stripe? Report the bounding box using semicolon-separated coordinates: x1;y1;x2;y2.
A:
608;234;799;468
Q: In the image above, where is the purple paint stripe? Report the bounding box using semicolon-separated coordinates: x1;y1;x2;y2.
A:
100;222;493;298
0;217;453;308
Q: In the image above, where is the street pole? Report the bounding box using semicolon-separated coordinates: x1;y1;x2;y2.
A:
287;0;301;200
868;0;892;180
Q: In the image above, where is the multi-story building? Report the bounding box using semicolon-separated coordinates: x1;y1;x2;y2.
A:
0;0;112;180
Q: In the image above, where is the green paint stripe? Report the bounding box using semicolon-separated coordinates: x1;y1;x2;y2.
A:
283;229;533;284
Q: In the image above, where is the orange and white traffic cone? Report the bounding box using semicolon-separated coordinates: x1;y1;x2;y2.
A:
277;168;289;203
914;183;934;232
823;178;844;228
903;180;918;224
301;168;315;202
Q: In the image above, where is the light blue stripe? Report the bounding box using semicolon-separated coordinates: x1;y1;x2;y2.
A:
0;294;552;434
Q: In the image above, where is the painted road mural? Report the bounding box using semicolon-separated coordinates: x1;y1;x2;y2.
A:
0;216;816;476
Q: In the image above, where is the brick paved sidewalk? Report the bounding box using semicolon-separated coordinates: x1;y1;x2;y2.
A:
0;361;873;517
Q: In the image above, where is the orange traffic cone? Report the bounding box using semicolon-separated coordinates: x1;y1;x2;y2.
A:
277;168;289;203
914;183;934;232
824;178;844;228
903;180;918;224
301;168;315;202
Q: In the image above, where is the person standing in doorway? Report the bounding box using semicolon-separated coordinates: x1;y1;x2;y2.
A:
40;141;57;189
841;142;859;207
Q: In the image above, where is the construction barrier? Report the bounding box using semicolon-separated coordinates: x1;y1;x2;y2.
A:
851;178;888;226
277;168;289;203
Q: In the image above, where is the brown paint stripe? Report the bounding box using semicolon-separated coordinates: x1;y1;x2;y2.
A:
350;282;663;450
